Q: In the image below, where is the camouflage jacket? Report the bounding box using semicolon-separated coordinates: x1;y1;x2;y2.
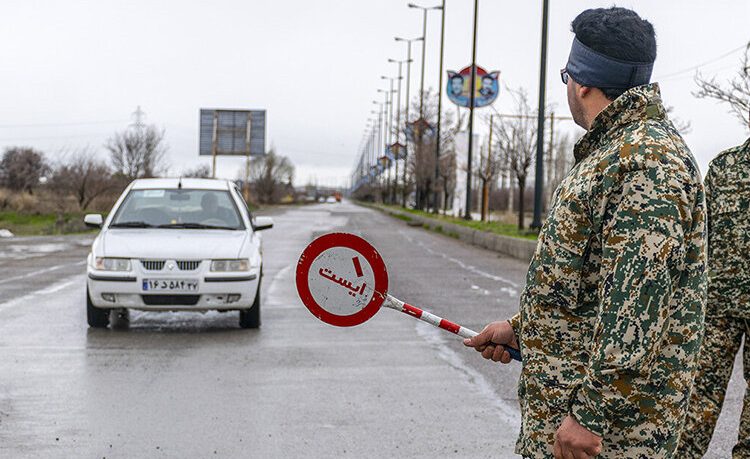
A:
509;84;707;458
705;137;750;318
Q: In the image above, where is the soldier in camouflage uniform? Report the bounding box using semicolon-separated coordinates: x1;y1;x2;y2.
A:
465;7;707;458
677;117;750;458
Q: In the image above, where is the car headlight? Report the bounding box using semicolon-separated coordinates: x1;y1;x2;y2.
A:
94;257;132;271
211;259;250;272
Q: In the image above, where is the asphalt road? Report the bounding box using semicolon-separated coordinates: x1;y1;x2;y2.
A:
0;201;743;458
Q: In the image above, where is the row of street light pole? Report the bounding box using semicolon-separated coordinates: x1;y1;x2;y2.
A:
351;0;550;226
351;2;445;208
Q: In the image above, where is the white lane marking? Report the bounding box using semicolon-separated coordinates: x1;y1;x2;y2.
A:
36;279;77;294
264;264;299;309
0;261;86;285
398;230;520;290
414;321;521;426
0;274;84;312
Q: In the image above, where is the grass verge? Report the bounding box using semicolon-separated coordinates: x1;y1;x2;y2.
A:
376;204;538;241
0;211;97;236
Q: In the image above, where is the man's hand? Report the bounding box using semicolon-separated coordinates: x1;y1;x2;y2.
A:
462;320;518;364
553;415;602;459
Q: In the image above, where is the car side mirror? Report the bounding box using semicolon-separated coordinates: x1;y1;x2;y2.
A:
253;216;273;231
84;214;103;228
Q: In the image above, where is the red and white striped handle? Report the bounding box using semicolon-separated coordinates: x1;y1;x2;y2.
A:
382;294;521;361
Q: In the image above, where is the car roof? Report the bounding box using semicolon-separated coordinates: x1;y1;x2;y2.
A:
130;178;234;191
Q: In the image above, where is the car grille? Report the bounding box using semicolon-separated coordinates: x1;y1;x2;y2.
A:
141;260;166;270
176;260;201;271
140;260;202;271
141;295;200;306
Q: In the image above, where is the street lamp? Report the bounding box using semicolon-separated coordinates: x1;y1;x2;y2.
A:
376;89;393;202
433;0;447;213
464;0;479;220
531;0;550;229
388;58;409;205
395;36;423;206
407;3;443;119
380;76;398;204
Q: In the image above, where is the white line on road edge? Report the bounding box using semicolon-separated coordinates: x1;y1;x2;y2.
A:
0;274;84;312
414;320;521;426
0;261;86;285
398;230;520;290
265;264;298;309
36;278;78;295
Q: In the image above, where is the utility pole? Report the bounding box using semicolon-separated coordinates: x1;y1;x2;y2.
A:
433;0;446;213
546;112;555;210
464;0;479;220
482;113;493;222
389;59;407;205
531;0;549;229
395;36;423;207
381;76;397;203
408;4;440;118
131;105;145;131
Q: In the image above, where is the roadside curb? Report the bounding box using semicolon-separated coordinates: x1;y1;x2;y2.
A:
360;203;537;262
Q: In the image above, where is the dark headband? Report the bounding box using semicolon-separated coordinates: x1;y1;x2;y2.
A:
566;37;654;89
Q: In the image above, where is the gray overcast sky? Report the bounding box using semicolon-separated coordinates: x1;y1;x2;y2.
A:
0;0;748;187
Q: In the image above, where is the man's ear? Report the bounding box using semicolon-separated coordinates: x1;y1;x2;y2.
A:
578;85;592;98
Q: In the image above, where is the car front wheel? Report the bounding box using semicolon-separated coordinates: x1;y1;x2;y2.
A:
87;287;111;328
239;277;261;329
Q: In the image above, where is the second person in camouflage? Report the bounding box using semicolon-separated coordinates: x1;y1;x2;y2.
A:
677;113;750;458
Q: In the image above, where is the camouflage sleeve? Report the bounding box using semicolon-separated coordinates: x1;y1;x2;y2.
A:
508;312;522;340
569;166;687;437
703;165;715;237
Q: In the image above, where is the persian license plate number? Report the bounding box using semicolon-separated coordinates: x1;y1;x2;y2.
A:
142;279;198;292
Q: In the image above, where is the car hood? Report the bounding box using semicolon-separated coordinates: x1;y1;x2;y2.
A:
100;229;247;259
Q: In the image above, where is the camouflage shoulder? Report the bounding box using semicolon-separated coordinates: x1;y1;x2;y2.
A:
709;142;747;169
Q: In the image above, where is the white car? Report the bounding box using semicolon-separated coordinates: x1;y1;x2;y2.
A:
84;178;273;329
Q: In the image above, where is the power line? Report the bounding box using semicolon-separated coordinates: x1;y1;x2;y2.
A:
0;119;129;128
655;43;748;80
0;133;110;142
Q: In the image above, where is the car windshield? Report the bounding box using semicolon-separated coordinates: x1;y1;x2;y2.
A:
110;189;244;230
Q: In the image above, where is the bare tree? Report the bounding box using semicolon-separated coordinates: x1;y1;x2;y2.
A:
181;164;212;178
665;106;692;135
694;42;750;129
437;150;457;213
475;135;502;222
405;88;459;210
106;124;168;180
48;149;114;210
0;147;49;194
249;149;295;204
495;88;538;229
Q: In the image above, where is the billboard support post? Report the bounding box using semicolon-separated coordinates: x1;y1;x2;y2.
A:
211;112;219;178
244;116;252;203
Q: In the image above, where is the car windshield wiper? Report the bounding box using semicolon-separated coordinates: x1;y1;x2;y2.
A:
157;222;238;230
109;221;154;228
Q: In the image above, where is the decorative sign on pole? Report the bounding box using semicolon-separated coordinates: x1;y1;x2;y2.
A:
388;142;406;160
404;117;436;142
295;232;521;361
446;65;499;108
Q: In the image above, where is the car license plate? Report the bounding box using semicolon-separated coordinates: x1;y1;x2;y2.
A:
142;279;198;292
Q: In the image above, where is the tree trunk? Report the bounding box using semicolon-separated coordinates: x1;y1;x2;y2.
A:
518;182;526;229
480;179;489;222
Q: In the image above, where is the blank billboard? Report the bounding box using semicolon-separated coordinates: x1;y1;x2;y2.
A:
199;109;266;156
